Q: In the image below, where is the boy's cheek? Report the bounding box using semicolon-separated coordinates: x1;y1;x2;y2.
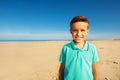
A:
70;32;75;37
71;34;76;38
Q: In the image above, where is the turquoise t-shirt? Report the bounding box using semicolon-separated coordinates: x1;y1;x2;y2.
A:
59;41;99;80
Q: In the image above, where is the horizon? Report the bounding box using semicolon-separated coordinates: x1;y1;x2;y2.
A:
0;38;120;42
0;0;120;40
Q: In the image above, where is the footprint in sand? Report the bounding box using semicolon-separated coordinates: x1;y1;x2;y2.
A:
99;47;104;49
113;61;119;64
105;77;111;80
105;60;120;65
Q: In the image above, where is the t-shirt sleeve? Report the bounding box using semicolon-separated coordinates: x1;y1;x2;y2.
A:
92;45;99;63
59;46;66;64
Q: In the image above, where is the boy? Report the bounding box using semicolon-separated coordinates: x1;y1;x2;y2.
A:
59;16;99;80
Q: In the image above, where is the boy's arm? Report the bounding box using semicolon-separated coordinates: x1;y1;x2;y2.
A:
92;62;99;80
59;63;64;80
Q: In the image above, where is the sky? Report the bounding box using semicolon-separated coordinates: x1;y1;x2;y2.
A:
0;0;120;40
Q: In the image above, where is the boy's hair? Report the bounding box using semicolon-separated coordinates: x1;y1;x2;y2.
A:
70;16;89;29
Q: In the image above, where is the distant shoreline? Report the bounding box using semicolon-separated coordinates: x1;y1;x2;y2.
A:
0;40;71;42
0;39;119;42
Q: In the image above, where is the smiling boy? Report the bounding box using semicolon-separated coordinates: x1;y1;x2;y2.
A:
59;16;99;80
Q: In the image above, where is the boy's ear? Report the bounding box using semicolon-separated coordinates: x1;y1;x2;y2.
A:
87;29;90;34
87;29;89;32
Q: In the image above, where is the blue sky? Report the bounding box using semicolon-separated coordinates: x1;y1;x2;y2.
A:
0;0;120;40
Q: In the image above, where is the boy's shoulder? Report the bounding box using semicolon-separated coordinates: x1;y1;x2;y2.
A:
63;41;72;48
87;42;97;50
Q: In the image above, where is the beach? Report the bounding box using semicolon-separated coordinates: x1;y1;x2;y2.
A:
0;40;120;80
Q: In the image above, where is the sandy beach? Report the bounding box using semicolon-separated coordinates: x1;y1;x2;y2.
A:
0;40;120;80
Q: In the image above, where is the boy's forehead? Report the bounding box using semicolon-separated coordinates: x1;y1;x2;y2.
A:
71;22;89;29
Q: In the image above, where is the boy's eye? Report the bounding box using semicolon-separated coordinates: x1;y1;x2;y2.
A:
81;29;85;32
72;29;78;32
73;30;77;32
72;29;86;33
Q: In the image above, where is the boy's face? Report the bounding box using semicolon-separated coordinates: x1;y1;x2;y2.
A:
70;22;89;43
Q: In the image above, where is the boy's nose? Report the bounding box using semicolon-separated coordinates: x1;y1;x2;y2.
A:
77;31;82;36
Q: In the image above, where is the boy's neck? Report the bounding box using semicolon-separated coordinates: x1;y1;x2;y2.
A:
74;40;85;49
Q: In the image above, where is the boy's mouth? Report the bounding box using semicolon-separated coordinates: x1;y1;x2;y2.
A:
75;37;83;40
75;36;83;38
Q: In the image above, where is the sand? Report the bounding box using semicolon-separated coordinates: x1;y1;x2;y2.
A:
0;40;120;80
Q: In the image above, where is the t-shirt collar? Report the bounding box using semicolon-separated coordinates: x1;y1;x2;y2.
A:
71;40;88;51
